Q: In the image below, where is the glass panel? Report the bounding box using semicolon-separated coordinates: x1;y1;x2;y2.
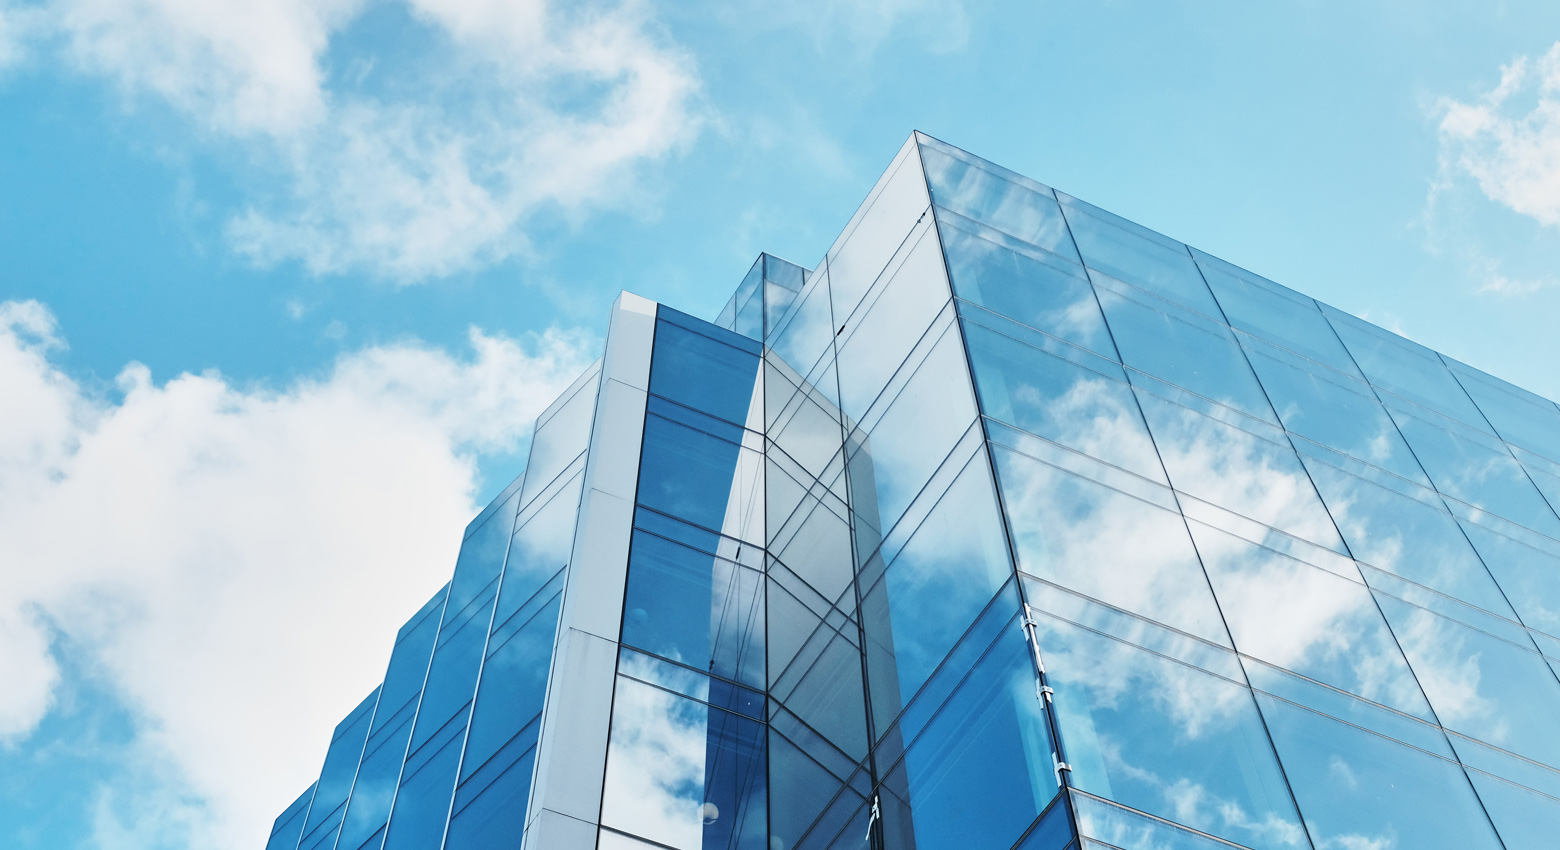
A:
650;318;762;427
1059;194;1221;316
638;414;758;538
461;588;561;782
1243;338;1429;485
266;785;315;850
1243;658;1452;757
409;598;494;754
835;225;951;420
1135;390;1345;551
1256;693;1504;850
1035;613;1304;850
763;255;808;340
494;471;581;630
622;530;766;689
1301;458;1516;617
1374;592;1560;768
600;675;767;850
1459;769;1560;850
1387;402;1560;535
337;710;417;850
1094;283;1277;423
1321;306;1492;430
383;716;467;850
444;750;531;850
827;144;932;326
940;213;1113;358
1192;248;1362;377
1071;794;1251;850
846;320;977;537
1458;520;1560;638
1449;360;1560;463
993;445;1231;644
518;368;598;508
861;450;1014;733
769;613;868;761
877;613;1057;850
768;268;835;387
448;492;517;614
920;144;1078;262
1189;521;1432;718
301;690;379;838
962;320;1165;483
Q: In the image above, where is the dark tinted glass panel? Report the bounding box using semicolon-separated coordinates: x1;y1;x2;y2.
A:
301;690;379;837
461;589;561;782
382;716;467;850
638;414;748;534
650;319;761;427
622;530;766;688
443;749;532;850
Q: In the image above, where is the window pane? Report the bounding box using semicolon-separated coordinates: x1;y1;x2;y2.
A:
600;676;767;850
1095;284;1277;423
1036;614;1303;850
1060;194;1221;316
921;143;1077;262
836;226;951;420
994;445;1230;644
1190;521;1432;718
1193;249;1362;377
1450;361;1560;463
638;414;759;538
461;589;561;782
827;146;932;326
1374;592;1560;768
1322;307;1491;430
494;471;581;630
519;369;598;508
622;531;766;689
1458;520;1560;638
963;320;1164;482
861;450;1013;733
1302;459;1516;617
1257;693;1503;850
650;318;761;427
878;615;1057;850
1463;769;1560;850
1135;389;1345;551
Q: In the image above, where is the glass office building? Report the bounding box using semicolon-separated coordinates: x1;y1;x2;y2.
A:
266;133;1560;850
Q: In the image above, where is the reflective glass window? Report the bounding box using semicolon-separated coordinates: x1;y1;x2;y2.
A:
409;597;493;754
382;715;467;850
443;748;532;850
1190;522;1431;717
1462;769;1560;850
1036;614;1303;850
920;143;1078;262
337;710;416;850
963;320;1164;482
1135;390;1345;551
1243;340;1429;484
266;786;315;850
877;612;1057;850
1458;520;1560;638
1059;194;1221;315
860;451;1013;733
650;318;762;427
835;225;951;419
768;610;869;761
1257;693;1503;850
1094;283;1278;423
1302;459;1516;617
300;690;379;839
1374;592;1560;768
940;213;1114;358
1449;361;1560;463
768;269;835;387
518;367;598;508
847;321;977;537
600;675;767;850
1072;793;1246;850
493;470;580;631
993;445;1231;644
827;143;932;325
1387;402;1560;535
448;492;517;614
461;585;561;783
1322;307;1491;430
622;530;765;689
1193;249;1362;377
638;414;752;536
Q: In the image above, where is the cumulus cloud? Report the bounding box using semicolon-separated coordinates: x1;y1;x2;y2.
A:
0;299;594;849
17;0;701;281
1437;43;1560;229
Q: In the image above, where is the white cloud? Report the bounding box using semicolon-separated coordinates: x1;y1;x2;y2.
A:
0;299;595;849
17;0;702;281
1436;43;1560;229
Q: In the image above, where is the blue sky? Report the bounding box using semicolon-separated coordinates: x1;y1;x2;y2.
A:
2;1;1560;848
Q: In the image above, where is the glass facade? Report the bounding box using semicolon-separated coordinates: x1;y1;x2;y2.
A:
269;134;1560;850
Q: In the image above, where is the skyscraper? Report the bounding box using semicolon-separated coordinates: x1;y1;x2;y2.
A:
265;133;1560;850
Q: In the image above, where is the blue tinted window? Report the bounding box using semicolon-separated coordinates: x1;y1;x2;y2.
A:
650;319;761;426
638;414;749;534
1060;194;1221;315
